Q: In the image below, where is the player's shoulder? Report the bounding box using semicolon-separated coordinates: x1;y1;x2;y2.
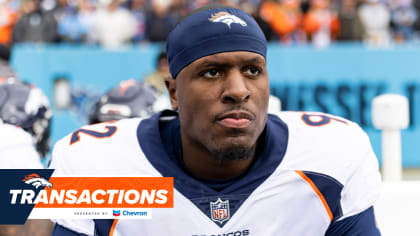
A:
272;111;376;180
55;117;142;148
0;123;43;168
50;118;145;174
274;111;368;143
0;123;34;149
270;112;381;222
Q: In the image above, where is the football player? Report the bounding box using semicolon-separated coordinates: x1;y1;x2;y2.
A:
50;5;381;236
88;79;171;124
0;79;55;236
0;79;52;168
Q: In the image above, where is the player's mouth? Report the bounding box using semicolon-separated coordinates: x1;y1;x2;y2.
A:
216;111;255;129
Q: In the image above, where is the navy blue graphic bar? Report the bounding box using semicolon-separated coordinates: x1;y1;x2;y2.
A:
0;169;54;224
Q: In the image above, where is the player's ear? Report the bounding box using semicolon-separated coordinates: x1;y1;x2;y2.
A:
165;76;178;110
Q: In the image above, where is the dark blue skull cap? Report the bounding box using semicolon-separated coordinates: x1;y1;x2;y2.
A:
166;6;267;79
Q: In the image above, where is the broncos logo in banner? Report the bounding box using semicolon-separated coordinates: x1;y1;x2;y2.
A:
22;174;53;189
208;12;247;28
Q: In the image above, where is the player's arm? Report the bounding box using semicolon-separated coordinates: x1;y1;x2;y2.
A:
327;120;382;235
298;113;382;234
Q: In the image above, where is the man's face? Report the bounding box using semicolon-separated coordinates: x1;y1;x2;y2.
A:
169;51;269;162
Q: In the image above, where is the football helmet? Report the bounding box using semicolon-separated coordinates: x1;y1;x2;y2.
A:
89;79;170;124
0;80;52;157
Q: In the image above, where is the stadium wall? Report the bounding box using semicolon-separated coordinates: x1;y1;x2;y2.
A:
10;43;420;166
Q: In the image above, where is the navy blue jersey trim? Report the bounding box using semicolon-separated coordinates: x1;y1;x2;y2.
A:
302;171;344;221
93;219;115;236
137;111;289;227
325;207;381;236
52;224;88;236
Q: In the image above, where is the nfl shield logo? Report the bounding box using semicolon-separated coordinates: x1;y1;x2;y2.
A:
210;198;230;224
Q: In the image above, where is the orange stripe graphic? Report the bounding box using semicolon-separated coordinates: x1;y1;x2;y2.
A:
295;171;333;221
109;219;119;236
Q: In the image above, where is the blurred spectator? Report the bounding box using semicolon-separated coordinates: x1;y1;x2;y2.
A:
143;51;170;94
303;0;340;47
0;0;18;46
300;0;310;14
129;0;146;43
92;0;136;48
260;0;306;44
145;0;177;42
337;0;364;41
170;0;189;18
253;0;278;41
52;0;70;23
78;0;97;44
188;0;212;11
2;0;417;46
0;43;10;61
56;0;89;43
390;0;418;42
358;0;391;46
238;0;257;14
217;0;240;7
413;0;420;32
12;0;58;43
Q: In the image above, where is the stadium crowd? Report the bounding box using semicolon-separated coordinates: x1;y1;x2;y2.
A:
0;0;420;49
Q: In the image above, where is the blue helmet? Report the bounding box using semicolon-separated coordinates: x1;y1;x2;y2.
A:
89;79;170;124
0;80;52;157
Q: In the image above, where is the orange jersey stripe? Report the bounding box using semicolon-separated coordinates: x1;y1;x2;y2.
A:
295;170;333;221
109;219;119;236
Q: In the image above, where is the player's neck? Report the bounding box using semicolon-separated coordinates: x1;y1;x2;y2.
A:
181;137;257;181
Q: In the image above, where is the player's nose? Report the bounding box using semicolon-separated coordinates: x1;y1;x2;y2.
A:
221;69;250;104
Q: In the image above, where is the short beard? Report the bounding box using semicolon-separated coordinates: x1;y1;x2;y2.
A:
209;146;255;164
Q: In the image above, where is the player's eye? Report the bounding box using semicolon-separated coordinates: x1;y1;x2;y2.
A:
202;69;223;79
244;66;262;76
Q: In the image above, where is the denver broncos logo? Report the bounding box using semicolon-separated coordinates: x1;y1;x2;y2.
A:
22;174;53;189
208;12;247;28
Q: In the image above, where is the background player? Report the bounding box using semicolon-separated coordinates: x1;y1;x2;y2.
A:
0;80;54;236
0;79;52;168
89;79;171;124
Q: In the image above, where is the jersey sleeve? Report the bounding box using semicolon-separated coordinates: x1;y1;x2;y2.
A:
273;112;382;233
339;126;382;220
0;144;43;168
0;125;43;169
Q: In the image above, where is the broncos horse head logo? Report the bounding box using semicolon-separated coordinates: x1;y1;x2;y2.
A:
208;12;247;28
22;174;53;189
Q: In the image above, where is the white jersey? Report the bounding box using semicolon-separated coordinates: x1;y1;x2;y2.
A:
0;123;43;169
49;111;381;236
